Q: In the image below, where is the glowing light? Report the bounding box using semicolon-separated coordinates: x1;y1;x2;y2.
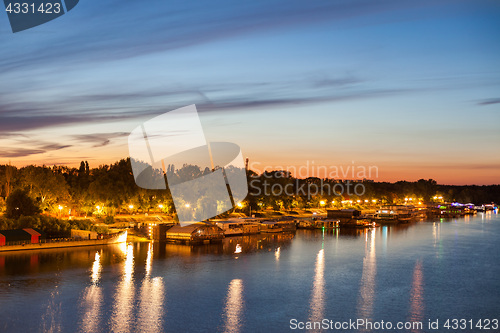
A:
96;205;101;210
237;202;243;208
58;205;63;210
128;205;134;209
234;244;242;254
185;203;190;208
357;200;361;203
372;199;377;203
158;204;164;209
365;200;369;203
320;200;326;206
275;247;280;261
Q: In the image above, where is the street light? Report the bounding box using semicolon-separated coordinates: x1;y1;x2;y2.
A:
185;203;190;208
320;200;326;206
237;202;243;208
158;204;164;209
128;204;134;209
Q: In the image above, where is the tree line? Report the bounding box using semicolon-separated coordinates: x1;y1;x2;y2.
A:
0;159;498;220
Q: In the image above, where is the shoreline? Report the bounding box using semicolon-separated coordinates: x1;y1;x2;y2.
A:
0;231;127;253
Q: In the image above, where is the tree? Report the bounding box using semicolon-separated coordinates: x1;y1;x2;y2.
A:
20;166;69;211
6;189;40;219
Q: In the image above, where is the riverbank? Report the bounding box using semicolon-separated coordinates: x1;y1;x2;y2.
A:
0;231;127;252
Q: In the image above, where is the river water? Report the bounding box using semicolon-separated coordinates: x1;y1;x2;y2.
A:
0;213;499;332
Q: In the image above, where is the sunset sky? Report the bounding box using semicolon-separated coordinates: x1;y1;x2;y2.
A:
1;0;499;185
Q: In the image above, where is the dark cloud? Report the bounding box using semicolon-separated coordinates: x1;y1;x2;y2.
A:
477;98;500;106
0;143;71;158
71;132;129;147
0;85;406;132
0;132;29;139
0;148;47;158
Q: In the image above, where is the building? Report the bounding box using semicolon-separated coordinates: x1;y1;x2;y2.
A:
71;229;98;240
0;228;43;246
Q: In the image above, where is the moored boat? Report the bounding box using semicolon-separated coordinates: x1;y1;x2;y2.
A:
375;205;416;223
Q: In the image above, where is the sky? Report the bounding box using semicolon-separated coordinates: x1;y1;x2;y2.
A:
0;0;499;185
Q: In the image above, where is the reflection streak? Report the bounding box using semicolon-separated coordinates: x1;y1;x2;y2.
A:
308;249;325;330
111;244;135;333
222;279;244;333
357;229;376;322
79;251;103;333
408;260;424;332
137;244;165;333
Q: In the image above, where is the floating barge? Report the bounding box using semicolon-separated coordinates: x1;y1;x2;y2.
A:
375;205;416;223
165;223;224;244
297;218;340;229
215;220;261;236
340;218;377;228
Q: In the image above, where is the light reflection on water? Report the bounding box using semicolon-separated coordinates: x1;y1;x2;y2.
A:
1;213;499;332
137;243;165;333
79;251;103;333
40;285;62;333
308;248;325;331
110;244;135;333
222;279;244;333
408;260;424;333
357;228;377;322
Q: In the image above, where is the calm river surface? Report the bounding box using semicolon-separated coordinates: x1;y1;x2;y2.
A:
1;213;499;333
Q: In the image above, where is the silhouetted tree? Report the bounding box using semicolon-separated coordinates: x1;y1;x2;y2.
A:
6;189;40;219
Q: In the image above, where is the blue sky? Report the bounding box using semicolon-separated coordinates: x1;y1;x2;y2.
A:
0;0;499;184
